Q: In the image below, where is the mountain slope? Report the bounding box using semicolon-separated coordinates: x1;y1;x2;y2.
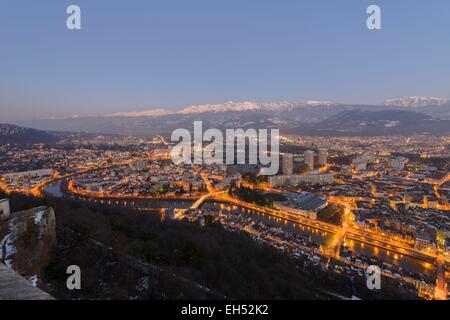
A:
0;124;58;144
286;110;450;136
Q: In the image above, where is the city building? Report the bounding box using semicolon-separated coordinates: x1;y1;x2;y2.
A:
414;281;435;300
274;192;328;220
304;151;315;171
414;232;434;250
130;160;147;171
391;157;407;171
300;173;334;185
352;155;374;172
282;154;294;175
353;162;367;172
269;173;334;187
318;149;328;166
2;169;54;180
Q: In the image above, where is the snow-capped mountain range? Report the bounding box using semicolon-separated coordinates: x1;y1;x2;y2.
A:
14;96;450;136
384;96;449;108
178;101;299;114
104;97;448;118
105;100;338;118
107;109;174;118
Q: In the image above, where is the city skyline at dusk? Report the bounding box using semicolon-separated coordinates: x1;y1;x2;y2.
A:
0;0;449;308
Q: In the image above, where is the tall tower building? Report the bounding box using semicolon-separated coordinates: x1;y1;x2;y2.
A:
282;154;294;175
318;149;328;166
304;151;315;171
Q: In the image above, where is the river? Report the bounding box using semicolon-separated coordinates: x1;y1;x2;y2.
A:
44;180;435;276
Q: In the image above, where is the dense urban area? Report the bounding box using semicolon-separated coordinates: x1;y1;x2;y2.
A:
1;133;449;300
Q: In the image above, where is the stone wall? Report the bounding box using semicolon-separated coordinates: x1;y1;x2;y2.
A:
0;263;54;300
0;206;56;283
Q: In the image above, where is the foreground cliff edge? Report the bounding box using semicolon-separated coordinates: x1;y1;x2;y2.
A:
0;199;55;300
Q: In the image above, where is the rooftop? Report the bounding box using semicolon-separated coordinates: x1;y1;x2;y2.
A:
285;192;327;212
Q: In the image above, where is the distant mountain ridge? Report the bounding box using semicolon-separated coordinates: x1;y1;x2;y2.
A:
286;109;450;136
384;96;450;108
98;97;449;117
14;97;450;136
0;124;58;144
19;97;450;121
107;108;174;118
104;100;337;118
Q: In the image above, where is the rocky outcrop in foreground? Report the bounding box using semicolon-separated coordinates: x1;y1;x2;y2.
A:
0;263;54;300
0;203;56;299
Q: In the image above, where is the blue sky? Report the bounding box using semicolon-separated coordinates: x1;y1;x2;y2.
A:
1;0;449;121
